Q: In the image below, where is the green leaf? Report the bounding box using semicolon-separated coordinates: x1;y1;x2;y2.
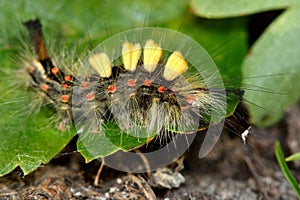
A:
76;125;119;163
190;0;299;18
77;121;151;162
104;122;151;151
286;152;300;162
275;141;300;198
0;82;74;176
242;8;300;126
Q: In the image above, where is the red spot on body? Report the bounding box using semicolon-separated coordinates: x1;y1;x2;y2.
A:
86;93;95;101
61;95;69;103
143;79;151;86
81;82;89;88
51;67;59;75
157;86;166;93
186;95;196;104
108;85;116;93
41;84;49;91
128;79;136;87
62;84;68;89
172;87;177;92
64;75;71;81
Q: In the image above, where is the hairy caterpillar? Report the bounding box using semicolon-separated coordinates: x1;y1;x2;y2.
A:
24;19;243;130
12;18;249;172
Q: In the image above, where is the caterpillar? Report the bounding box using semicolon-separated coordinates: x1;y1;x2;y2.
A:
20;19;246;169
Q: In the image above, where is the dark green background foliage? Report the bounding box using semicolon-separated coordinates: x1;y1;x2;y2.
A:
0;0;299;176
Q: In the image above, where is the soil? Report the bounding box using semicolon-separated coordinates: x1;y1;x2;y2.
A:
0;103;299;200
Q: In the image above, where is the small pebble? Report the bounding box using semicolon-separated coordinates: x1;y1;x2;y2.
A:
116;178;122;184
